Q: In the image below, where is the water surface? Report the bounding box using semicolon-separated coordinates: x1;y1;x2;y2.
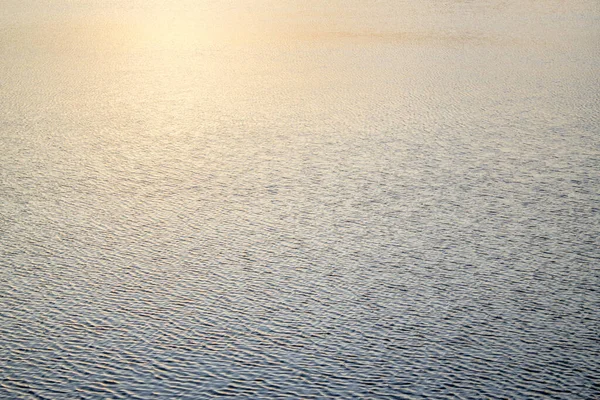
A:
1;0;599;398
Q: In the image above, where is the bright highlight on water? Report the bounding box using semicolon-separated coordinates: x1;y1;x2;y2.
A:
1;0;599;398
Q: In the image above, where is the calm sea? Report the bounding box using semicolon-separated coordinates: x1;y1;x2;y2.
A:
1;0;599;398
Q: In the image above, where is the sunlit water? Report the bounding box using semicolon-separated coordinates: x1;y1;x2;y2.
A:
1;0;599;398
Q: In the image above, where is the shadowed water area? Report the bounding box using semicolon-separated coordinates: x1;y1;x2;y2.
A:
1;0;599;398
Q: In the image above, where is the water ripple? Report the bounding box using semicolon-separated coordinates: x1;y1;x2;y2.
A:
2;0;600;398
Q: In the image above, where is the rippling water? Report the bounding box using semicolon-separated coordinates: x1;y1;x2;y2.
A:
1;0;599;398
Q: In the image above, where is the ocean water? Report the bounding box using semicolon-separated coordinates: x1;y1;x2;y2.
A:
1;0;599;398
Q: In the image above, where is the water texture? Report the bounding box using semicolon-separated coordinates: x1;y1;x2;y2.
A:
1;0;599;398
